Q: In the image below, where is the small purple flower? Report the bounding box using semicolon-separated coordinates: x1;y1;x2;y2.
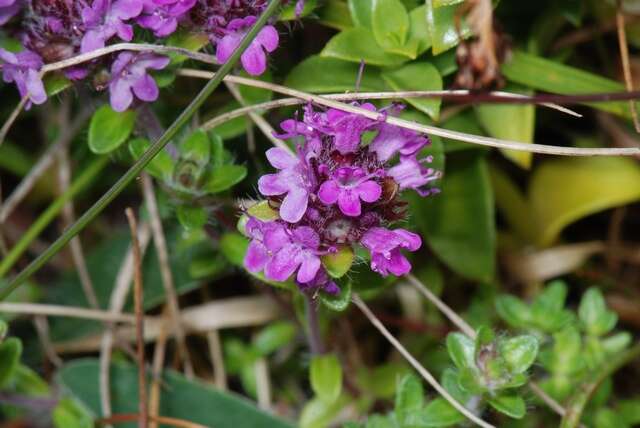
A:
370;123;429;162
0;0;20;26
324;103;377;154
244;218;323;284
215;15;279;76
137;0;196;37
108;51;169;112
297;268;340;295
258;147;314;223
0;48;46;108
318;167;382;217
388;155;441;197
361;227;422;277
81;0;144;53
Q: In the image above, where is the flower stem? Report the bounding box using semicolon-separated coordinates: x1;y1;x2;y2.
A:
0;0;283;298
304;293;325;355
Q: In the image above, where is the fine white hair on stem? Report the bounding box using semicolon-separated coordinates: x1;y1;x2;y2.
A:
179;69;640;156
352;294;496;428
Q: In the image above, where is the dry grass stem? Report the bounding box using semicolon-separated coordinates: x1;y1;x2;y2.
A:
33;315;62;367
207;329;227;390
616;5;640;132
0;302;139;323
0;96;28;148
141;174;194;379
98;413;208;428
149;308;170;428
254;358;272;411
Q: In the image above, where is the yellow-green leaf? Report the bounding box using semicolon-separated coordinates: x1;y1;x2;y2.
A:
322;246;355;278
321;27;407;67
382;62;443;120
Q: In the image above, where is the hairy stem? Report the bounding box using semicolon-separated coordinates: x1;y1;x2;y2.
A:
304;293;325;355
0;0;283;298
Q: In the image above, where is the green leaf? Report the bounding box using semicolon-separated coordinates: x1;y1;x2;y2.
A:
166;30;209;65
530;280;574;332
247;200;280;221
446;333;476;369
425;0;471;54
488;394;526;419
253;321;296;356
300;396;348;428
474;86;535;169
410;154;495;282
601;332;632;355
310;354;343;404
0;337;22;387
372;0;411;54
348;0;372;28
499;335;539;374
321;246;355;279
58;359;294;428
579;288;618;336
489;166;535;243
502;51;636;119
382;62;443;120
44;74;72;97
495;295;531;329
220;233;249;267
129;138;174;181
320;278;352;311
395;374;424;426
547;326;583;375
321;27;408;66
285;56;388;92
529;157;640;247
53;398;93;428
180;130;210;166
318;0;354;31
176;205;207;230
419;398;465;427
407;6;432;55
203;164;247;193
88;105;136;154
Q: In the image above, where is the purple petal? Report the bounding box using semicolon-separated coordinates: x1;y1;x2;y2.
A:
25;69;46;105
80;30;105;53
216;33;241;64
357;180;382;203
244;241;268;273
338;189;361;217
258;173;288;196
115;22;134;41
292;226;320;249
263;225;290;252
131;73;159;102
393;229;422;251
240;42;267;76
297;253;321;283
266;147;298;169
280;189;308;223
386;250;412;276
112;0;144;19
109;78;133;112
318;180;340;205
265;244;300;281
256;25;279;52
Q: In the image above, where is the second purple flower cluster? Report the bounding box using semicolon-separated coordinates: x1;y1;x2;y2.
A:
244;103;441;294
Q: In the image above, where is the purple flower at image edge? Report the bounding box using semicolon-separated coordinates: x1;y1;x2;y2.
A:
0;48;46;108
81;0;144;53
361;227;422;277
0;0;21;26
137;0;196;37
216;16;279;76
108;51;169;112
258;147;313;223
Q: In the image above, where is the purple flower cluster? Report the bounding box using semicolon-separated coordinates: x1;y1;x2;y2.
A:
244;104;441;293
1;0;279;109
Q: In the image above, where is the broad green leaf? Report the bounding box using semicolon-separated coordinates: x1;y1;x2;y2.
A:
300;396;348;428
499;335;539;374
238;70;274;105
410;154;495;282
495;295;531;329
547;326;583;375
601;332;632;355
382;62;443;120
357;363;412;399
372;0;413;56
433;0;464;6
419;398;465;427
14;365;49;396
529;157;640;247
180;129;210;166
395;374;424;426
320;278;352;311
441;368;472;403
579;288;618;336
176;205;207;230
209;101;250;140
88;105;136;154
530;281;574;332
446;333;475;369
58;359;294;428
220;233;249;267
318;0;354;30
44;74;72;97
53;398;93;428
310;354;343;404
247;200;280;221
408;5;432;55
349;0;372;28
488;394;526;419
253;322;296;356
203;164;247;193
285;56;388;92
0;337;22;387
321;27;407;66
425;0;471;54
129;138;174;181
166;30;209;65
322;246;355;279
475;86;535;169
502;51;636;119
489;166;535;243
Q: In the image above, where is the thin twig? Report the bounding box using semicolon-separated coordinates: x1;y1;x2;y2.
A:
125;208;148;428
0;302;140;323
141;174;194;379
616;3;640;132
149;308;170;428
0;96;28;148
98;414;208;428
57;148;99;308
352;295;495;428
33;315;63;367
206;330;227;390
181;70;640;156
254;358;272;411
405;274;574;422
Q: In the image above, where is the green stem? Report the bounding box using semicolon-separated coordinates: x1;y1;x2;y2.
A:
0;0;282;298
560;342;640;428
0;156;109;277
